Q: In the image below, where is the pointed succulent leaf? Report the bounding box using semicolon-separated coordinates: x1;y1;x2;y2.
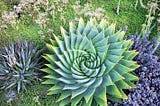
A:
0;40;43;93
42;18;139;106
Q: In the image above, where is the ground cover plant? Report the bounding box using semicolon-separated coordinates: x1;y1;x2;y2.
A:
0;0;146;47
0;0;159;106
110;0;160;105
122;33;160;106
122;1;160;105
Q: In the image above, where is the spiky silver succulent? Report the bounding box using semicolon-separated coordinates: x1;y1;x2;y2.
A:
42;18;140;106
0;40;43;93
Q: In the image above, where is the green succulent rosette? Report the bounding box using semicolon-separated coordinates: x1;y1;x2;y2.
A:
42;18;140;106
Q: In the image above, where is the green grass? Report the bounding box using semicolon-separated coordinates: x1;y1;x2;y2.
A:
0;0;147;46
0;0;149;106
89;0;147;34
0;83;59;106
51;0;147;35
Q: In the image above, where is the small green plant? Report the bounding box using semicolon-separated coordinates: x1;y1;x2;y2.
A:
135;0;159;36
42;18;139;106
0;40;43;93
0;1;7;15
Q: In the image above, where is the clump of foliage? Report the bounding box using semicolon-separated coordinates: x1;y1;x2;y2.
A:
0;40;43;93
122;34;160;105
135;0;159;36
42;18;139;106
120;1;160;105
113;1;160;105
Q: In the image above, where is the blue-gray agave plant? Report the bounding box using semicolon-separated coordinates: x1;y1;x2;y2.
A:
42;18;140;106
0;40;43;93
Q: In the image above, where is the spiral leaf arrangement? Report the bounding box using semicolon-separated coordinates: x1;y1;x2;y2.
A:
42;18;140;106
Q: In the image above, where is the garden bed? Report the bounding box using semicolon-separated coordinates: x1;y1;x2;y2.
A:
0;0;159;106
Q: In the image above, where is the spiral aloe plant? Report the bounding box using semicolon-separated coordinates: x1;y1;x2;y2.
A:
42;18;140;106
